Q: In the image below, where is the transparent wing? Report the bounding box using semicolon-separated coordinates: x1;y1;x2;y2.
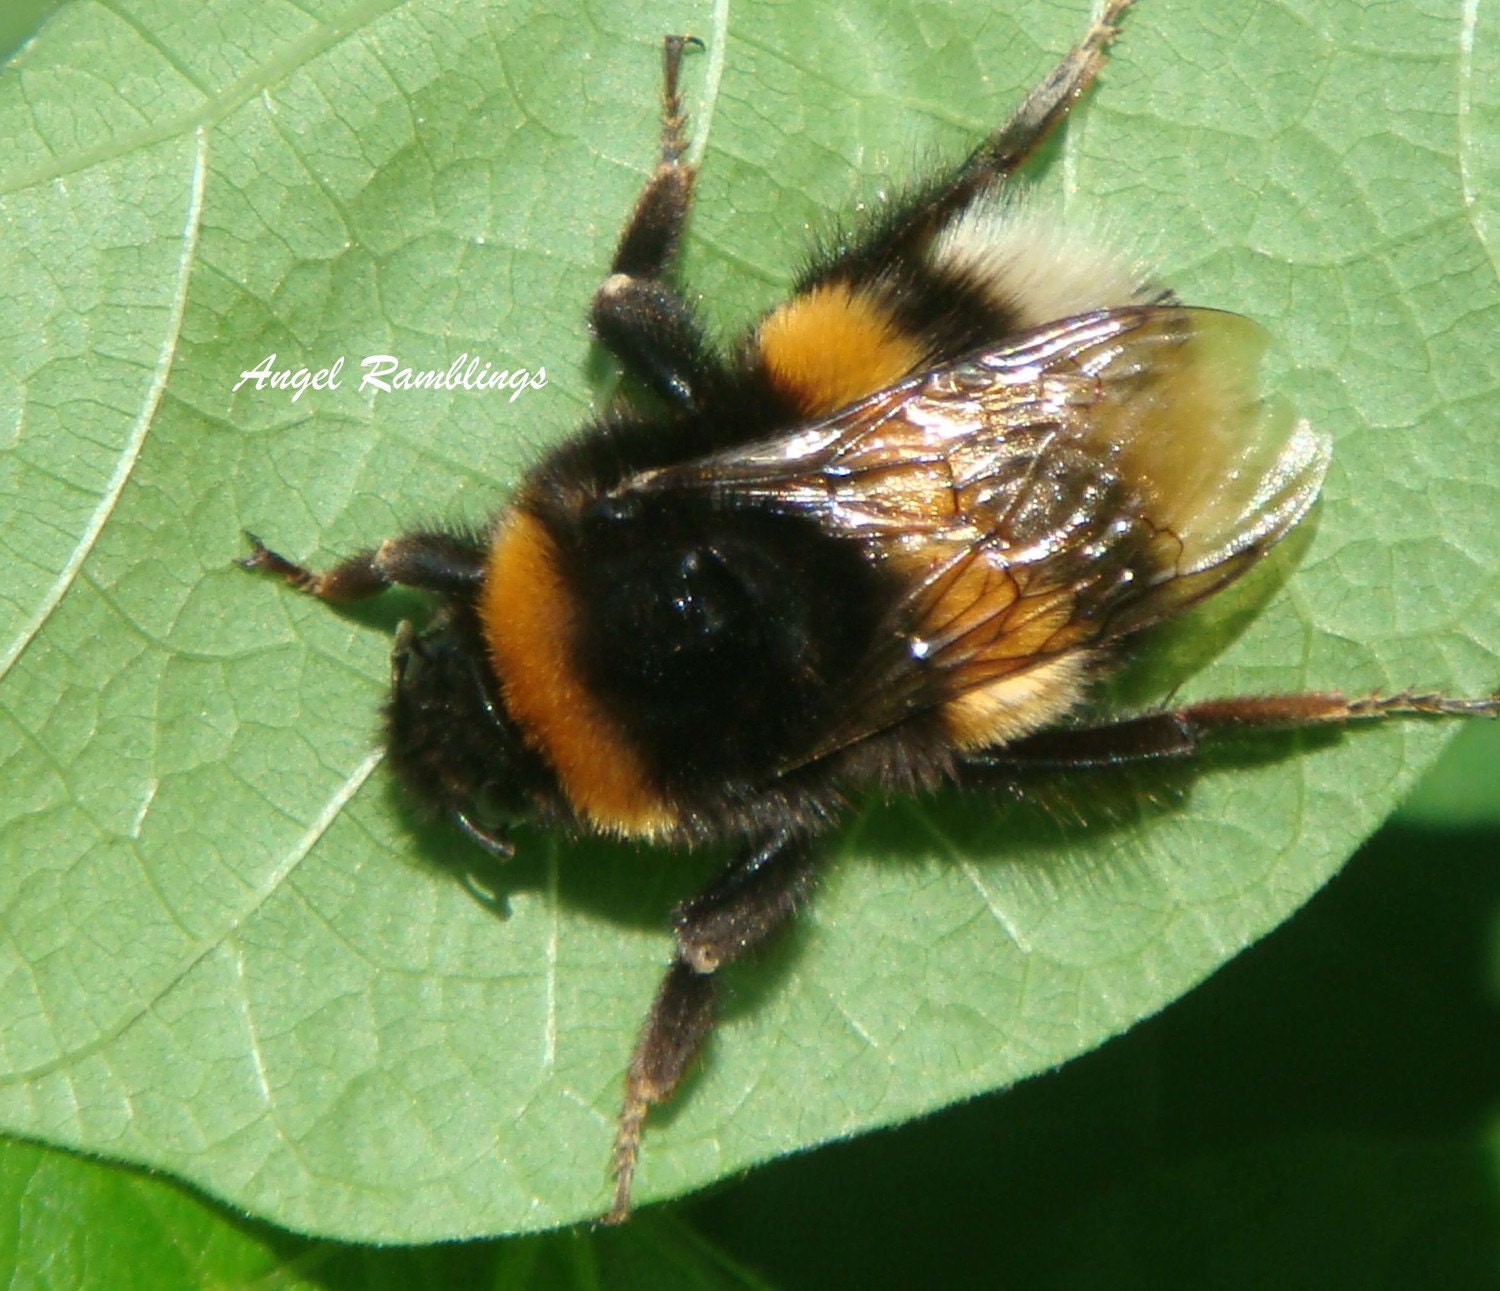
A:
630;306;1329;757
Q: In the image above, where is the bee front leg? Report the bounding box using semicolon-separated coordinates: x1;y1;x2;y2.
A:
606;830;820;1224
590;35;723;410
238;529;486;601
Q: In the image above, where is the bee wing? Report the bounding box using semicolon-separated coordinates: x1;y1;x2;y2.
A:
635;306;1329;757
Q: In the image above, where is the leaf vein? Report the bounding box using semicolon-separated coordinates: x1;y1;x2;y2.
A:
0;127;208;688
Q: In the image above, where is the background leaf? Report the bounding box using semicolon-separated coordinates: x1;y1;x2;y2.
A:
689;816;1500;1289
0;0;1495;1246
1400;720;1500;827
0;1133;770;1289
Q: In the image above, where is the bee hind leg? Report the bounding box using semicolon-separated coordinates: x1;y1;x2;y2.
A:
605;830;820;1224
957;689;1500;779
954;0;1136;197
792;0;1138;316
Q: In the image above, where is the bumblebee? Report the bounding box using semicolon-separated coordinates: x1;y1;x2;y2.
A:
242;0;1497;1222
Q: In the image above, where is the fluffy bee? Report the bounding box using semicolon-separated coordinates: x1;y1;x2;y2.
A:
242;0;1496;1222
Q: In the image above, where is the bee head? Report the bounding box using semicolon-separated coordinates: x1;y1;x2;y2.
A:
384;611;548;853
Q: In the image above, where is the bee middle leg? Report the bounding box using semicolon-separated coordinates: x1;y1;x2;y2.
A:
590;35;721;410
606;830;820;1224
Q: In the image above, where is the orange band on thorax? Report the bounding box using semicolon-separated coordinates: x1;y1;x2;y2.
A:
481;508;676;839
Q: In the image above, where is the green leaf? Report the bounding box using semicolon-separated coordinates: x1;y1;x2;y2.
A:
0;0;1495;1243
0;1;61;63
0;1133;770;1289
0;1136;305;1291
1399;718;1500;826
